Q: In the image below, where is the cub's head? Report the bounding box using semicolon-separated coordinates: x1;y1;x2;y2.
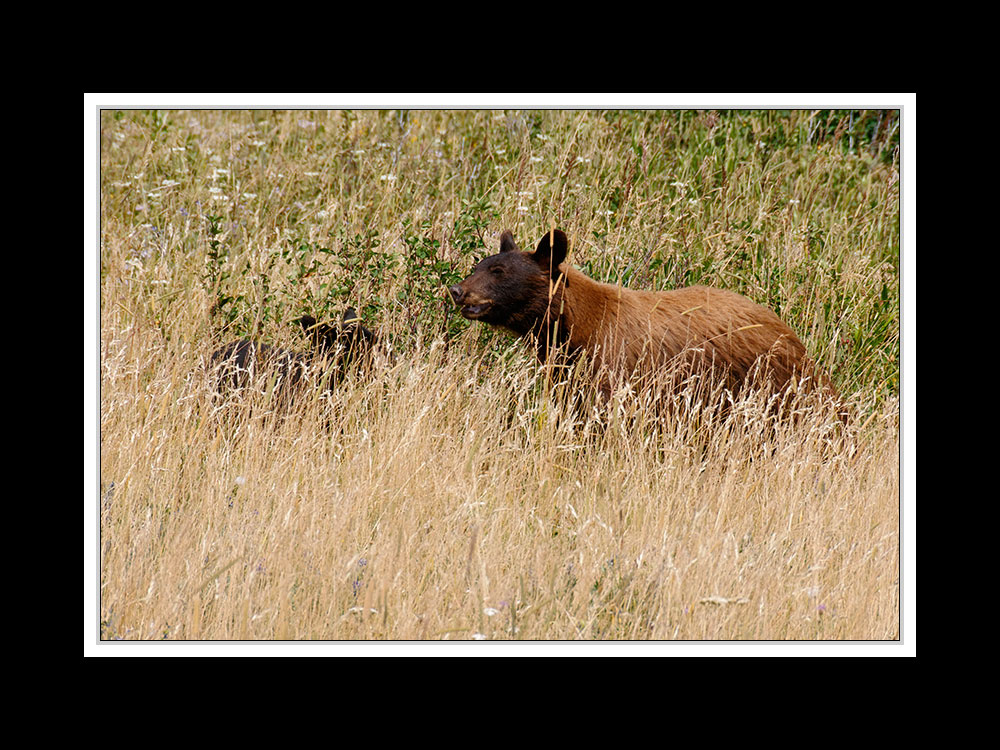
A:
449;229;570;335
297;307;377;363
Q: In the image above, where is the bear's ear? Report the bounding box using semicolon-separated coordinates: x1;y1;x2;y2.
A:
342;307;361;325
298;315;318;334
499;230;520;254
533;229;569;273
298;314;333;349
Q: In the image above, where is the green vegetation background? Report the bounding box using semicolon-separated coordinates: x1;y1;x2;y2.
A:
101;108;899;403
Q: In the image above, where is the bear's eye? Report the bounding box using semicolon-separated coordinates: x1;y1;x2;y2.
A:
490;266;504;277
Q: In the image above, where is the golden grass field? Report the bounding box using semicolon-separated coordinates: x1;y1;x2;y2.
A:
90;104;908;649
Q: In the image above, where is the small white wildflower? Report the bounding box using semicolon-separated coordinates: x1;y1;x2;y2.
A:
471;633;487;640
235;476;246;486
304;171;321;177
517;205;529;213
483;607;499;617
700;596;749;606
380;174;396;182
530;156;543;163
250;140;265;147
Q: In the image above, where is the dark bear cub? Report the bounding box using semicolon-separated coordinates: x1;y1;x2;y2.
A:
450;229;834;401
211;308;376;398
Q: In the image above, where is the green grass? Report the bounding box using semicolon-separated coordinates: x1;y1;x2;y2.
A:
100;108;898;399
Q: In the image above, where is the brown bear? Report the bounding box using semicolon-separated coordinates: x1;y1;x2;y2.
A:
211;307;377;399
449;229;834;404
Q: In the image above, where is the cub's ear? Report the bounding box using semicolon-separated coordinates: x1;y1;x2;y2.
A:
298;314;333;349
499;230;520;254
298;315;318;333
342;307;361;325
533;229;569;273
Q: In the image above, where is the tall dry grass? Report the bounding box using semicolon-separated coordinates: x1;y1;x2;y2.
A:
99;312;898;641
94;107;901;644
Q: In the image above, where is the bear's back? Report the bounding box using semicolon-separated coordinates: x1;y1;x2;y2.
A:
563;271;816;392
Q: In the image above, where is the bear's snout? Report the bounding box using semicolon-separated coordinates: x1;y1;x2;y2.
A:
449;282;494;320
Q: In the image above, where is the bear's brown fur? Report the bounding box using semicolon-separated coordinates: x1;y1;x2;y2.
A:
449;229;834;402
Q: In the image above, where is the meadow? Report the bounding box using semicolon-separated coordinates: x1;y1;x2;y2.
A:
96;108;901;643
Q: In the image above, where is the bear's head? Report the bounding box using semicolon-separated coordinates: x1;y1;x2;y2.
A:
297;308;377;365
449;229;570;335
